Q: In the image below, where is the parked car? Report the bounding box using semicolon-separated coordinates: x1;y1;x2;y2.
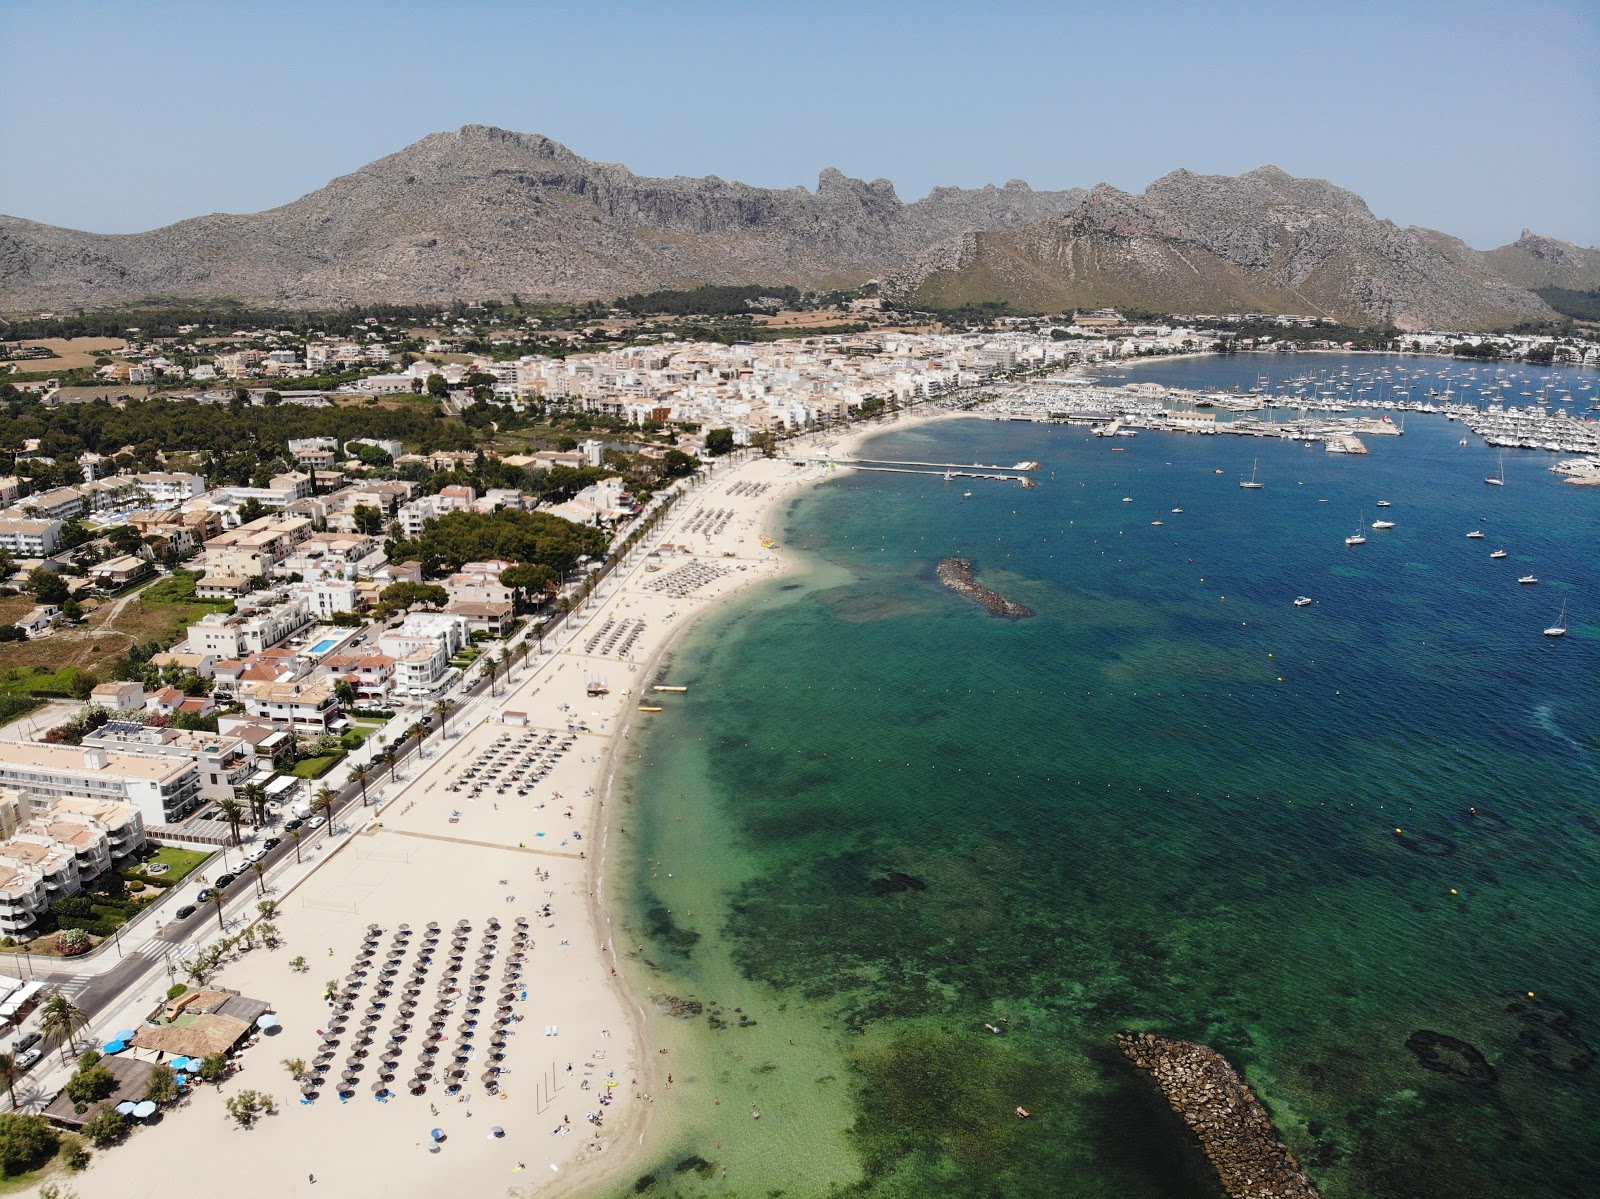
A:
14;1032;41;1053
215;873;237;888
175;904;197;919
262;837;281;850
196;888;214;903
17;1048;41;1070
283;818;303;831
306;815;326;830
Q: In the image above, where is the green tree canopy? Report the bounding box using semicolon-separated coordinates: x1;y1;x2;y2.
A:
0;1112;59;1175
26;567;69;606
389;510;607;579
704;427;735;456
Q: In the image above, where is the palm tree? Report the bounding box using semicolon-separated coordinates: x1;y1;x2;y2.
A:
498;649;510;686
485;656;499;696
432;698;452;741
350;763;372;807
0;1051;20;1109
207;888;228;932
379;746;398;785
242;782;269;829
405;722;427;761
216;797;246;846
39;991;89;1064
257;899;279;920
289;828;304;865
249;860;268;896
313;786;336;837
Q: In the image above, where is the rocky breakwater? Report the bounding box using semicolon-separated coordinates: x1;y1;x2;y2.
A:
936;557;1033;618
1117;1031;1322;1199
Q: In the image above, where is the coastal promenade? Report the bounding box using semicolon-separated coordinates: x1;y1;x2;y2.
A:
59;410;949;1199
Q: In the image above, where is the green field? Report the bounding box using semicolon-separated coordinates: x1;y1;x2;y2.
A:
144;845;211;881
291;752;345;779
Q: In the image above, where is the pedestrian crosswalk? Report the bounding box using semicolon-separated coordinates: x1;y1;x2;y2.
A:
56;975;92;999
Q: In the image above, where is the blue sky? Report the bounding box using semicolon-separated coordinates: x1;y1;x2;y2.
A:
2;0;1596;248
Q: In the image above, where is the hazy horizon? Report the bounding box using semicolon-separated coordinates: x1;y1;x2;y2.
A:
1;0;1596;249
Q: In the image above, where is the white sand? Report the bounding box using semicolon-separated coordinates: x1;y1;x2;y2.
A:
66;411;958;1199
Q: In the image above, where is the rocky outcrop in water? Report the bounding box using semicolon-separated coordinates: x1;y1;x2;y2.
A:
937;557;1033;618
1117;1031;1322;1199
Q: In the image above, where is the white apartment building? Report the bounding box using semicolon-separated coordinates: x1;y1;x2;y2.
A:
239;679;342;732
81;722;255;804
0;744;201;827
443;561;515;607
292;578;360;620
378;611;469;697
15;486;84;521
187;597;312;658
396;488;476;537
0;517;62;557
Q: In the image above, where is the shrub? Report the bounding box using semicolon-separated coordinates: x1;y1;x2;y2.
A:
60;1132;91;1171
165;983;187;1000
81;1107;129;1148
145;1064;179;1105
56;928;92;956
224;1089;277;1129
0;1112;60;1174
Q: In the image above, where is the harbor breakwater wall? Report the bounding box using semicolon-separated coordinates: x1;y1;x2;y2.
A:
936;557;1034;618
1117;1031;1322;1199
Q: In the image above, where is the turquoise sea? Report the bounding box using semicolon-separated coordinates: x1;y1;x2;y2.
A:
612;355;1599;1199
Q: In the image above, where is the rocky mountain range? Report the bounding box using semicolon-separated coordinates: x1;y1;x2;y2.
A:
1;126;1593;330
885;167;1588;330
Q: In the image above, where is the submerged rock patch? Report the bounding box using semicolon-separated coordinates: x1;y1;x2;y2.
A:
1405;1029;1497;1086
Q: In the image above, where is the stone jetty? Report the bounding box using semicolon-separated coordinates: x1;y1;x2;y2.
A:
936;557;1033;618
1117;1031;1322;1199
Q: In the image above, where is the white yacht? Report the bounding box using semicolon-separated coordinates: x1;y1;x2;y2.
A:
1240;459;1264;489
1371;519;1396;530
1543;602;1568;637
1486;454;1505;486
1346;514;1367;546
1466;530;1486;539
1490;549;1509;559
1518;575;1539;585
1294;596;1314;607
1376;500;1392;508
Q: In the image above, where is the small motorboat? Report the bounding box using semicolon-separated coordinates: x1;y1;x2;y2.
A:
1518;575;1539;585
1466;530;1486;539
1490;549;1508;559
1294;596;1314;607
1376;500;1392;507
1015;1107;1031;1119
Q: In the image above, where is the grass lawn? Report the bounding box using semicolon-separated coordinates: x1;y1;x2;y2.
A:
291;752;346;779
144;845;211;882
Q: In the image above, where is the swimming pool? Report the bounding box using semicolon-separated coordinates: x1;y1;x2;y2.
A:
308;638;339;655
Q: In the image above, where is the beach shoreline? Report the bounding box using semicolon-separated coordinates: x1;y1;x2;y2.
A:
554;402;976;1197
53;403;968;1199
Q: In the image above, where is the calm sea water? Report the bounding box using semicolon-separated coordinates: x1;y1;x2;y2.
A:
611;355;1599;1199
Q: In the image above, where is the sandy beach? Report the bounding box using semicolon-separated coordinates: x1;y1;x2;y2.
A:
62;409;957;1199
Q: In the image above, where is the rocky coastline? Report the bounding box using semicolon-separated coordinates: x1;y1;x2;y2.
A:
1117;1031;1322;1199
936;557;1034;618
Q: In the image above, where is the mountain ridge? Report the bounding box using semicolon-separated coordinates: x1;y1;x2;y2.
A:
0;126;1589;328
